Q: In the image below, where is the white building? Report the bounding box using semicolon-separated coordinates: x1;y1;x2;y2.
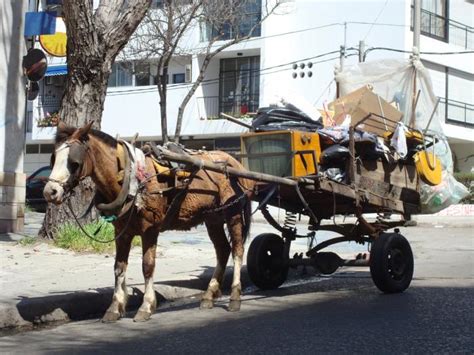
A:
25;0;473;174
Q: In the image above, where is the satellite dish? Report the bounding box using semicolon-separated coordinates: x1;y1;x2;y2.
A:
22;48;48;82
27;81;40;101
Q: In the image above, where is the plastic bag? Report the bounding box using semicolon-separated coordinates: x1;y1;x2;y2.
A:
420;171;469;214
390;122;408;158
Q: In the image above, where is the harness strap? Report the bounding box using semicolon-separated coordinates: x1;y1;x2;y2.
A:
159;169;199;232
96;140;132;215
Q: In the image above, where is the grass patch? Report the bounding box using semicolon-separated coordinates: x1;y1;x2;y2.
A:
18;236;37;246
24;204;34;213
54;221;142;253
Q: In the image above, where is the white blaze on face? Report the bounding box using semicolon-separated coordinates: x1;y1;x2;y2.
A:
50;143;72;183
43;143;71;203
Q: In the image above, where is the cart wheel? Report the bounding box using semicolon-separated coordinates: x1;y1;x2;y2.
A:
370;232;414;293
247;233;289;290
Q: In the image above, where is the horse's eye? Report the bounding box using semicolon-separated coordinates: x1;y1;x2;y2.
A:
69;162;80;173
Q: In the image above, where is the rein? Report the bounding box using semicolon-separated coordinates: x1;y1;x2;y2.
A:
65;189;139;244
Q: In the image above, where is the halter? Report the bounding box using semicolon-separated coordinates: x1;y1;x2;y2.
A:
48;139;91;194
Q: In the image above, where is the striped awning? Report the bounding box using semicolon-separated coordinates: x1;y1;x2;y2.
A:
45;64;67;76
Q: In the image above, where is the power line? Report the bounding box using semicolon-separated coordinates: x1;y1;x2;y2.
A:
366;47;474;56
106;44;473;97
107;49;343;96
362;0;390;42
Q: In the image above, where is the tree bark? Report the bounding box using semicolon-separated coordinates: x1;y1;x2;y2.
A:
39;0;151;239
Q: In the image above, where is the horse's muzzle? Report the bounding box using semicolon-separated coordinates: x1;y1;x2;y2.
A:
43;182;65;205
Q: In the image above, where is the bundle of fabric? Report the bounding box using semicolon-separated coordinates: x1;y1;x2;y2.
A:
251;104;323;132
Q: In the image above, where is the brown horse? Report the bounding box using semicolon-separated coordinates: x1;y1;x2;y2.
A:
43;121;254;322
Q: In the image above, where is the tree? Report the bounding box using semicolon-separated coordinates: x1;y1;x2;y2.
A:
39;0;151;238
125;0;282;143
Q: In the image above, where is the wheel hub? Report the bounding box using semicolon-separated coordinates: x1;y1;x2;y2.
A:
388;248;406;280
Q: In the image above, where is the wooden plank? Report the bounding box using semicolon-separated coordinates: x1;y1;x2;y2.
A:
157;147;298;187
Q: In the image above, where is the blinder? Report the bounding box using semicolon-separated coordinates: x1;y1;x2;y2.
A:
68;141;88;167
49;140;90;192
50;152;56;168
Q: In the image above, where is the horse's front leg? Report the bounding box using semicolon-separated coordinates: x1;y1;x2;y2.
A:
102;234;133;323
134;231;159;322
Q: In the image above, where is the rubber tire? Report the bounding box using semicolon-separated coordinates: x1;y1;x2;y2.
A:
370;232;414;293
247;233;289;290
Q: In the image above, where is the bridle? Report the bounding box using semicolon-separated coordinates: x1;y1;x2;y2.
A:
48;138;91;196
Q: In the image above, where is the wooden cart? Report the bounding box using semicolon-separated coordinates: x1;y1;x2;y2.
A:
160;114;430;294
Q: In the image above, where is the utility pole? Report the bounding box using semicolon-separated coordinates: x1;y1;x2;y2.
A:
336;22;347;98
358;40;365;62
413;0;421;50
410;0;421;128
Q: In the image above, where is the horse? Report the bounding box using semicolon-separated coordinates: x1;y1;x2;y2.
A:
43;121;255;322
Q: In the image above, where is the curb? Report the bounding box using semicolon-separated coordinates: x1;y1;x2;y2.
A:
0;284;202;332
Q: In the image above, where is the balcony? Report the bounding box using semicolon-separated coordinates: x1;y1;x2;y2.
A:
197;95;259;120
411;7;473;49
440;97;474;127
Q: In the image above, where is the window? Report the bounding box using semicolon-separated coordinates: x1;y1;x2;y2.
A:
135;63;153;86
172;73;185;84
40;144;55;154
424;61;474;127
412;0;448;41
32;167;52;179
219;56;260;117
201;0;261;42
26;144;39;154
108;62;133;87
446;68;474;126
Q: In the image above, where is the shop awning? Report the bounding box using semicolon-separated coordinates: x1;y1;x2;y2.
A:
45;64;67;76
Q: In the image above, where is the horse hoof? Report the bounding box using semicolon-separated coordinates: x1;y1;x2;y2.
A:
102;311;121;323
133;310;152;322
228;300;241;312
200;299;214;310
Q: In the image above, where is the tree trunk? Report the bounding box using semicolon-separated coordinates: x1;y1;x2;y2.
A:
159;68;169;143
39;0;150;239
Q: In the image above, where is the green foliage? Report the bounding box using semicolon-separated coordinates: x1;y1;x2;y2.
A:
454;172;474;204
18;236;36;246
54;221;141;253
24;204;34;213
454;172;474;187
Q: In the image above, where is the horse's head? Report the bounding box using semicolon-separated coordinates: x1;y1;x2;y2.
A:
43;121;94;204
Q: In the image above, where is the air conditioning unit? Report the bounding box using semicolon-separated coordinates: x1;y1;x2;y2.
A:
185;64;192;83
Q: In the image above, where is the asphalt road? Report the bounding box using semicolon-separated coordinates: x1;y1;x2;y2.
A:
1;226;473;354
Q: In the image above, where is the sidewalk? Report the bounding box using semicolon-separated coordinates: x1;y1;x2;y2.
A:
1;210;472;331
0;212;219;330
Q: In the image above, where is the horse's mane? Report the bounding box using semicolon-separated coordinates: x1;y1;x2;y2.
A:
55;125;117;147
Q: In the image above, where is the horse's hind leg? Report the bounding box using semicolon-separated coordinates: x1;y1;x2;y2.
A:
201;219;231;309
102;234;133;323
134;231;159;322
226;213;245;312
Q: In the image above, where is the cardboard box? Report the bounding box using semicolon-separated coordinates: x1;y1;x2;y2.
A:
328;85;403;136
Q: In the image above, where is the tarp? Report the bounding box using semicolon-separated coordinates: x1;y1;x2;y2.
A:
335;57;443;134
45;64;67;76
335;57;469;213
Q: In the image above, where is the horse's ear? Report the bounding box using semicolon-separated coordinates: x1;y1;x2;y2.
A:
78;121;94;140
